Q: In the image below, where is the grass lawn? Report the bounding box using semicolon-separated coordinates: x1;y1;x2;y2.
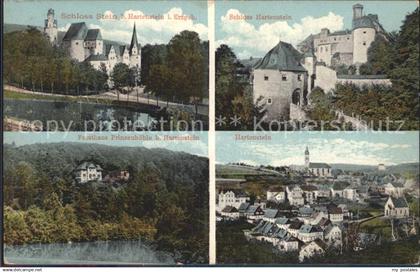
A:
3;89;115;104
216;165;273;179
360;217;392;239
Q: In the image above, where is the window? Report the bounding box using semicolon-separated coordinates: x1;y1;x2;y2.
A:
320;47;323;53
264;76;269;81
267;98;272;104
282;75;287;81
298;74;302;81
363;31;366;34
75;42;79;45
326;47;328;52
363;42;366;46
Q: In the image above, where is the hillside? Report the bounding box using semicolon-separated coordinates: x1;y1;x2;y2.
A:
4;142;207;187
3;142;209;263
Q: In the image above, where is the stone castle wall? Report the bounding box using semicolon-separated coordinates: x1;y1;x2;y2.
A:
253;69;306;121
352;27;376;64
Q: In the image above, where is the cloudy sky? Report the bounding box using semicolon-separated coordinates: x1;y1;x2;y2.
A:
4;0;208;44
216;1;418;58
4;132;208;157
216;132;419;166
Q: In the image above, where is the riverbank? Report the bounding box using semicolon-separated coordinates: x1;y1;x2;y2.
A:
4;89;161;113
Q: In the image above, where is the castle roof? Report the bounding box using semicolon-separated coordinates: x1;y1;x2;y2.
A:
238;202;251;213
84;54;108;62
264;208;280;219
254;41;306;72
299;224;322;233
389;196;408;208
222;206;238;213
85;29;102;41
309;162;331;169
353;13;385;33
63;22;88;41
219;189;249;198
76;162;102;171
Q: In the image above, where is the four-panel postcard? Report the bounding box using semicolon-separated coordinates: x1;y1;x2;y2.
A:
1;0;419;270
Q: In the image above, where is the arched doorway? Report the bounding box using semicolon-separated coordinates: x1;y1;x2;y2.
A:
292;89;301;105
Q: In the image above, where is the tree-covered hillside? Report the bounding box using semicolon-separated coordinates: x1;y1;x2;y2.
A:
3;143;209;264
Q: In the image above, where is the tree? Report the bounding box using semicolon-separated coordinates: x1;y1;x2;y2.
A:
367;34;394;75
145;64;171;106
61;58;73;94
167;30;206;113
15;162;37;209
111;63;131;101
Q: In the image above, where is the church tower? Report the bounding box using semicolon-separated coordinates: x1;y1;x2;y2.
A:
44;8;58;45
305;146;310;168
129;23;141;68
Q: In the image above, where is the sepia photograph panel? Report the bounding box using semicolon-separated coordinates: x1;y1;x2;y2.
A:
3;0;209;131
215;1;419;131
3;132;209;265
216;132;419;264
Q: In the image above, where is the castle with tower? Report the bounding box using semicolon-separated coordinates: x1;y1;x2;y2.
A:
252;3;391;122
43;8;141;76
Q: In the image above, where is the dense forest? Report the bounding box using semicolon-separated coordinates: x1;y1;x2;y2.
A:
216;7;419;130
3;142;209;264
142;31;209;106
3;27;209;106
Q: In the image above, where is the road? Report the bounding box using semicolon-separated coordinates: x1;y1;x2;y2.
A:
98;88;209;116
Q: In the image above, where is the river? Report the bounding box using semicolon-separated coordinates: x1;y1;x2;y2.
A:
3;98;158;131
3;240;176;265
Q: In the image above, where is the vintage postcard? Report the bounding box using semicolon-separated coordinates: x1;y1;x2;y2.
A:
3;132;209;265
216;132;419;264
215;1;419;131
1;0;420;270
3;0;209;131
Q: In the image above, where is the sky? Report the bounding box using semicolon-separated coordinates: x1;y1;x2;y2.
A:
216;132;419;166
3;132;208;157
215;0;418;58
4;0;208;44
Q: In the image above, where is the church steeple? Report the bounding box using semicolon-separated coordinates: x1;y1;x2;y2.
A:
129;23;139;55
305;146;310;168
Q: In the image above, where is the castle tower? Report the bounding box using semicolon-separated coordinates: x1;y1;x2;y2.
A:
352;3;363;21
44;8;58;45
352;3;376;64
305;146;310;168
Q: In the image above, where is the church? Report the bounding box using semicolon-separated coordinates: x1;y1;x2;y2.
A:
252;3;391;122
43;8;141;76
304;147;332;177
